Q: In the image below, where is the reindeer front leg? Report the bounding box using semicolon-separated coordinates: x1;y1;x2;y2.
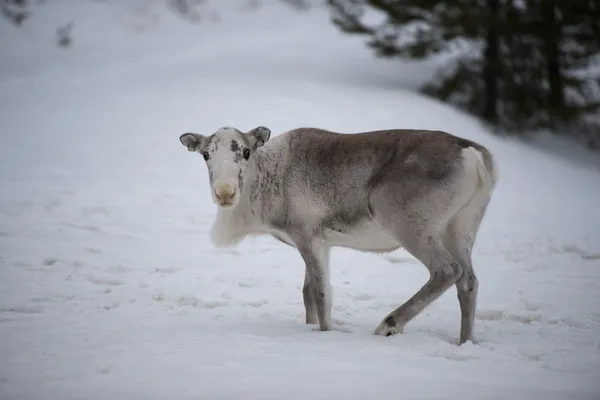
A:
302;268;318;324
297;240;332;331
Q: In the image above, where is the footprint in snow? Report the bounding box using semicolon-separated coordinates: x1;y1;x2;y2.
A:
105;265;132;274
244;298;269;307
518;348;545;362
351;293;376;301
0;305;44;314
430;346;480;361
85;248;103;254
477;309;544;325
238;279;259;288
175;295;229;309
384;255;420;264
86;276;125;287
152;267;180;274
43;258;60;266
559;244;600;261
63;222;102;233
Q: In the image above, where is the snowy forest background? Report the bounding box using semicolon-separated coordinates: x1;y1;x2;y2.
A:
3;0;600;149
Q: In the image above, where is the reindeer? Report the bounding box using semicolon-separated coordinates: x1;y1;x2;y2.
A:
178;126;498;345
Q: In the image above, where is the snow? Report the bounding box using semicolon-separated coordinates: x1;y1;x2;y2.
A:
1;1;600;399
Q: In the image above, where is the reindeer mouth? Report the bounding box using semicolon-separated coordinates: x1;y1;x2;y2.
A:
215;197;237;209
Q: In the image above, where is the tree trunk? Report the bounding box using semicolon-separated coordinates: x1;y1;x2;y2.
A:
482;0;500;124
542;0;565;123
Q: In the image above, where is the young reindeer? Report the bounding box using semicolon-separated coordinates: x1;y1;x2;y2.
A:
179;126;498;345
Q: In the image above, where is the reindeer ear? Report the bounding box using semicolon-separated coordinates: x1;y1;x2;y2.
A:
246;126;271;149
179;133;208;152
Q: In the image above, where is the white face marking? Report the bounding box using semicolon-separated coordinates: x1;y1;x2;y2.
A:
204;128;251;209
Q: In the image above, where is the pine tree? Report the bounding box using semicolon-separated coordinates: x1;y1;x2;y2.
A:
327;0;600;147
327;0;506;129
553;0;600;147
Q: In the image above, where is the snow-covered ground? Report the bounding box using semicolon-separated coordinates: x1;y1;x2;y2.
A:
1;1;600;399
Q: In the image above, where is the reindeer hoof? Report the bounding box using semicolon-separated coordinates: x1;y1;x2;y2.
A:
373;316;404;337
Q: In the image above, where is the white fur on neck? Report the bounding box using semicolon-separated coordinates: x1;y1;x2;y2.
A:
210;207;253;247
209;161;261;248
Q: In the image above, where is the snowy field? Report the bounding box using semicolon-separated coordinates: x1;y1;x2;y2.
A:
1;1;600;399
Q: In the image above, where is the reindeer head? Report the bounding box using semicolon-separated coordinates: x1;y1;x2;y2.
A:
179;126;271;209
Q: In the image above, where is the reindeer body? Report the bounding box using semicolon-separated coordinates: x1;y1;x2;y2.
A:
180;126;498;344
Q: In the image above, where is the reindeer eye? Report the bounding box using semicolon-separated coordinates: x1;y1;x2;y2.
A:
243;148;250;160
202;152;209;161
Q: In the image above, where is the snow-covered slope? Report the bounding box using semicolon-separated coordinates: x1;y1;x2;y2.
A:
1;2;599;399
